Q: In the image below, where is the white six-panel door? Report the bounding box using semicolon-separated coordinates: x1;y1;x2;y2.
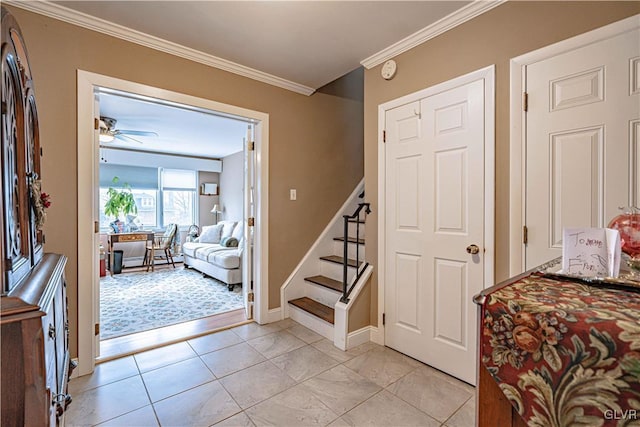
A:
383;70;491;385
525;28;640;269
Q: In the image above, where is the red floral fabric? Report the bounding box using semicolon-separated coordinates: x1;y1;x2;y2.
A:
481;273;640;427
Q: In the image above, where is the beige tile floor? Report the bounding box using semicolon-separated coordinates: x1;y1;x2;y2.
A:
66;319;476;427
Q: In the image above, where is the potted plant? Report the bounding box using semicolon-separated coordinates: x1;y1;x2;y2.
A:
104;177;137;232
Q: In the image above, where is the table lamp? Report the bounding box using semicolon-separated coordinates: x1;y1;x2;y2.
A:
211;204;222;224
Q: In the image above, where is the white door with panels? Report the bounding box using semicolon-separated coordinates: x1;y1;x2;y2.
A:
525;27;640;269
383;68;493;385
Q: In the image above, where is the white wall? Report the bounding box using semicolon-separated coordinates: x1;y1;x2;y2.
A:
219;150;244;221
101;147;222;172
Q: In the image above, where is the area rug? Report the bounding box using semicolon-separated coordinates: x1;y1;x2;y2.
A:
100;267;243;340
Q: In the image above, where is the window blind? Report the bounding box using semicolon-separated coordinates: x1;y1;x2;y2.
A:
161;169;197;190
99;164;159;189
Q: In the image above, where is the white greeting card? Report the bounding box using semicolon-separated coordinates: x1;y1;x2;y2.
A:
562;227;621;277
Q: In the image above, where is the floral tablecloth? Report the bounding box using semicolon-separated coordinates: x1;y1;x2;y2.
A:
480;273;640;426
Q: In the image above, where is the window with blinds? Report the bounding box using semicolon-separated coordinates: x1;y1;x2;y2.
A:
99;166;197;230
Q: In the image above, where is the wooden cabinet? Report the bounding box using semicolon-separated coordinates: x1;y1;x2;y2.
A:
1;254;72;426
1;6;44;293
1;7;72;426
477;354;528;427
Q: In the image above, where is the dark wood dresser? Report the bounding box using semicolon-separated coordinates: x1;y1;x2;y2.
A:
1;6;73;425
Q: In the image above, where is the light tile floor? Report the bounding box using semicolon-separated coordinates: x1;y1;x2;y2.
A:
66;320;476;427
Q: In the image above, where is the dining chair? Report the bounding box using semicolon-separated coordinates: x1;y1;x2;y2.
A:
143;223;178;271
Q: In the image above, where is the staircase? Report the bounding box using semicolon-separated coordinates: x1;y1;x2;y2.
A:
283;185;369;342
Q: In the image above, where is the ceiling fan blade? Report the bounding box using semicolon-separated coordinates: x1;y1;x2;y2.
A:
116;134;144;144
117;130;159;137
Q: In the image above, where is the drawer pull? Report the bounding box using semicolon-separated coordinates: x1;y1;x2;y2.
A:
48;324;56;339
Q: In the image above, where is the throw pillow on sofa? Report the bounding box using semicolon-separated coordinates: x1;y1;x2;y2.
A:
220;237;239;247
219;221;237;239
199;224;223;244
231;222;244;241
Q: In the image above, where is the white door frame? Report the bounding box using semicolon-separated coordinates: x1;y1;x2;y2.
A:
77;70;270;376
508;14;639;276
375;65;495;345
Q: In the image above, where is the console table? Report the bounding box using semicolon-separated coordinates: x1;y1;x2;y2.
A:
474;272;640;426
107;231;154;275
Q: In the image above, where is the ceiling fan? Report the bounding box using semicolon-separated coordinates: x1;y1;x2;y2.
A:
99;116;158;144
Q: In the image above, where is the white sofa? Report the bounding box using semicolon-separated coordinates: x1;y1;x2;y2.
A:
182;221;243;290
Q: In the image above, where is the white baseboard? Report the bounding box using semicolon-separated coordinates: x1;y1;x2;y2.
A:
119;255;184;268
370;326;383;345
347;326;373;349
259;307;282;324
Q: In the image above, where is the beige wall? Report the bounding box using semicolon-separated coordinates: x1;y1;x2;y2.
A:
364;2;639;326
8;6;364;357
198;171;219;226
347;277;371;333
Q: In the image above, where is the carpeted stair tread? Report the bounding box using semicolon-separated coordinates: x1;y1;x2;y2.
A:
304;275;343;292
333;236;365;245
288;297;334;324
319;255;360;268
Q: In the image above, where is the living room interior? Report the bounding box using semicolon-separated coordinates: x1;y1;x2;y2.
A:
95;88;250;353
1;1;638;426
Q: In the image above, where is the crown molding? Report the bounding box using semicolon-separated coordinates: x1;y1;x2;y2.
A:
361;0;506;69
5;0;316;96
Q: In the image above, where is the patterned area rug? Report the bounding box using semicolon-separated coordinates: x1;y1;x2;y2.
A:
100;267;243;340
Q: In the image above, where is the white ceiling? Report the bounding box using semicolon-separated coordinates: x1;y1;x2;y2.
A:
14;1;499;159
98;90;249;159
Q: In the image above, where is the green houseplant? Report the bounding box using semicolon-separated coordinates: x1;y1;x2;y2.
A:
104;177;138;221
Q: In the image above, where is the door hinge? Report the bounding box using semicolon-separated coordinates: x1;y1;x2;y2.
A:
5;258;13;270
94;118;99;130
40;147;43;156
383;130;386;143
248;141;255;151
247;292;254;302
94;221;99;233
248;217;255;227
382;313;386;326
523;92;528;112
94;323;100;336
523;225;528;245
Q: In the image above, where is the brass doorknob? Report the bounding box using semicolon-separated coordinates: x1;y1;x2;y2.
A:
466;244;480;255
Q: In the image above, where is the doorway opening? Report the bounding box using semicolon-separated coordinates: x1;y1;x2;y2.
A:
95;87;250;358
77;71;269;376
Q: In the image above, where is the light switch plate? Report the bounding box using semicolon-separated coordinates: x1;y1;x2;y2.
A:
290;189;297;201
